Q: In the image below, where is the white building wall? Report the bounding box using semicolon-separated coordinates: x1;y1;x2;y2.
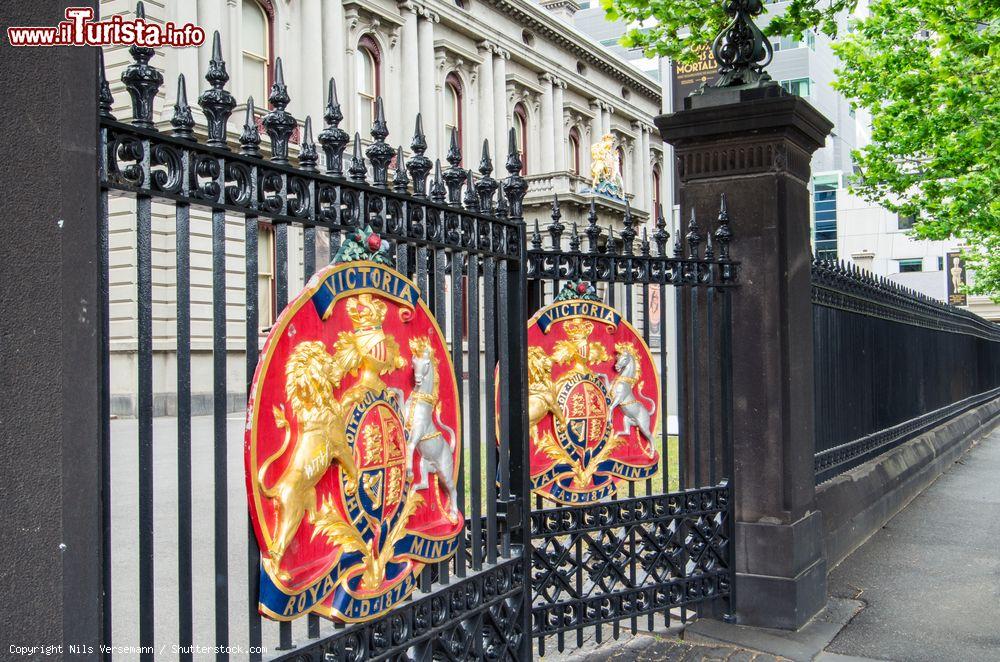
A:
102;0;674;415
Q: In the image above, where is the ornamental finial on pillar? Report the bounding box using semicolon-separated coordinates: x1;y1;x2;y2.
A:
710;0;775;88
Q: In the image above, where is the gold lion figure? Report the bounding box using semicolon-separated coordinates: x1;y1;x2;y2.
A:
590;133;625;195
257;340;361;581
528;346;565;437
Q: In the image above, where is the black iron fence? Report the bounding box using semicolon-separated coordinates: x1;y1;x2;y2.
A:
103;27;529;660
812;259;1000;482
525;201;737;653
98;12;738;661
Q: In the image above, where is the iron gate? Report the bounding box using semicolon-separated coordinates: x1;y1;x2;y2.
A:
525;200;737;653
98;17;736;660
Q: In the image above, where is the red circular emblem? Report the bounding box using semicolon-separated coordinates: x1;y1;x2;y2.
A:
501;283;661;504
246;259;463;622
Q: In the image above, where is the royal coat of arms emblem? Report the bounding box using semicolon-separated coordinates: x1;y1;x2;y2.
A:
245;227;463;622
510;281;660;504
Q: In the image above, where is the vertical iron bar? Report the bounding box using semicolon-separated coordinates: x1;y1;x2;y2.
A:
660;283;668;491
675;284;687;493
720;288;737;622
641;279;654;632
674;279;687;625
302;223;320;641
416;241;431;595
98;131;113;662
707;289;717;485
176;200;193;662
245;215;263;662
450;250;466;578
690;286;701;487
497;264;512;559
274;221;292;651
468;254;483;571
212;207;230;660
483;257;498;565
434;248;450;585
624;275;637;636
136;191;154;662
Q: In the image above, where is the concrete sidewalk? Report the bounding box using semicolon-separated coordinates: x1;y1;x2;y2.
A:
823;426;1000;662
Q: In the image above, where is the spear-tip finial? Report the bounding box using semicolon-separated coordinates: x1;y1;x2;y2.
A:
447;127;462;167
170;73;195;139
411;113;427;153
479;139;493;175
211;28;223;61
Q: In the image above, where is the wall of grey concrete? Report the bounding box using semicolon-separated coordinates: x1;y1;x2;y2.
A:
817;397;1000;569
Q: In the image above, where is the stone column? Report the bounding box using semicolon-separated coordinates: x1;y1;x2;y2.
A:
590;100;603;141
386;27;403;140
493;50;508;164
641;123;651;210
477;43;495;158
323;0;346;96
172;1;199;103
631;122;644;206
539;74;555;173
300;0;324;118
400;4;420;142
417;10;438;158
344;8;359;130
601;103;612;137
197;0;228;85
589;101;602;177
657;85;833;630
553;80;566;172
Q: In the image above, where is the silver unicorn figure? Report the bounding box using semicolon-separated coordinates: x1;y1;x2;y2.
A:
395;337;459;519
607;343;656;452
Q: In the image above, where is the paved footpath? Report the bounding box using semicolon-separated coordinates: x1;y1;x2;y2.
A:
825;425;1000;662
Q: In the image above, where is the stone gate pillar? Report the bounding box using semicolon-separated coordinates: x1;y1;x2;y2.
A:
658;82;832;627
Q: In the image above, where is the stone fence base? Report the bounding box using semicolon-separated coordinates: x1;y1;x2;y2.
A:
817;396;1000;569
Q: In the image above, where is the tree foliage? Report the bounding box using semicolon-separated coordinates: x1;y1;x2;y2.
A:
604;0;1000;298
833;0;1000;298
602;0;855;63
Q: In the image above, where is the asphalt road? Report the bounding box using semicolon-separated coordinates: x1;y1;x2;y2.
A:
826;426;1000;662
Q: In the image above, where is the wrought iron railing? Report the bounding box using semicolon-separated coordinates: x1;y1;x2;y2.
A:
101;17;529;660
524;196;738;653
812;259;1000;482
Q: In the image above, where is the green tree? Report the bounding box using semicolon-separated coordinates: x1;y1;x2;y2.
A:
605;0;1000;299
833;0;1000;299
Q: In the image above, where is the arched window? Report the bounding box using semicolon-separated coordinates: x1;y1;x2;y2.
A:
356;35;381;132
444;73;463;162
651;163;661;211
241;0;274;101
513;103;528;175
568;127;581;176
616;145;626;181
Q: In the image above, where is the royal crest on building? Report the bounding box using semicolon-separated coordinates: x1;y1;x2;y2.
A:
245;227;463;622
506;281;661;504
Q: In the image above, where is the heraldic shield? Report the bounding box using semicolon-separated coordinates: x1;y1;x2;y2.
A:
506;281;661;504
245;227;463;623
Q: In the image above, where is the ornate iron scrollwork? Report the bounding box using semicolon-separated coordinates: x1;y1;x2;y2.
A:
711;0;775;88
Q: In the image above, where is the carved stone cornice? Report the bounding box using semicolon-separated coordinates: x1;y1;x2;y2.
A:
479;0;660;103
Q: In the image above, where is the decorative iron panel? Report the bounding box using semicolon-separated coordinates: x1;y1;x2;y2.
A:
529;483;731;639
269;555;525;662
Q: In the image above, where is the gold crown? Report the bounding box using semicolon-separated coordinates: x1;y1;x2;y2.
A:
564;318;593;341
346;294;387;331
